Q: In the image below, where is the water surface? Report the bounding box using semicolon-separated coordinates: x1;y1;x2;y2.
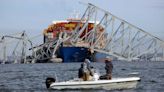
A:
0;61;164;92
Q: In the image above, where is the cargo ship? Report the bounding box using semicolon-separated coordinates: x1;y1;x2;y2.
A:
42;18;98;63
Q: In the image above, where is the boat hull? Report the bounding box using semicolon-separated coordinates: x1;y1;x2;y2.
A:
50;77;140;90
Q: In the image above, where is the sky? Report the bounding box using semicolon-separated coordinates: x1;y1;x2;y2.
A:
0;0;164;41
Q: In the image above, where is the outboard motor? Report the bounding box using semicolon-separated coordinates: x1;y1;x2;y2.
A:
45;77;56;88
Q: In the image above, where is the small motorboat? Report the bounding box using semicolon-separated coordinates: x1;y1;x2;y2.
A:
46;77;140;90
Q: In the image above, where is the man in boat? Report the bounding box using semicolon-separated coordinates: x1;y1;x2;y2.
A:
84;59;91;69
78;58;93;81
100;57;113;80
78;63;84;78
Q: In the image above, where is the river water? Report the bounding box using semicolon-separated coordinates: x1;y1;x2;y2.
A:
0;61;164;92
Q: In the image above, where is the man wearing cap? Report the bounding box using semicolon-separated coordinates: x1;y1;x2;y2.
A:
100;57;113;80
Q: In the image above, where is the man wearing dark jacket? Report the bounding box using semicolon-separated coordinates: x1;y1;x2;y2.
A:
78;64;84;78
100;58;113;80
105;59;113;79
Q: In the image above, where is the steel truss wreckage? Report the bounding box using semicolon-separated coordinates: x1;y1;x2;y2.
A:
0;3;164;63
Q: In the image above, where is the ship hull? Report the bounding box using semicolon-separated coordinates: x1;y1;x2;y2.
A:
58;47;91;62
